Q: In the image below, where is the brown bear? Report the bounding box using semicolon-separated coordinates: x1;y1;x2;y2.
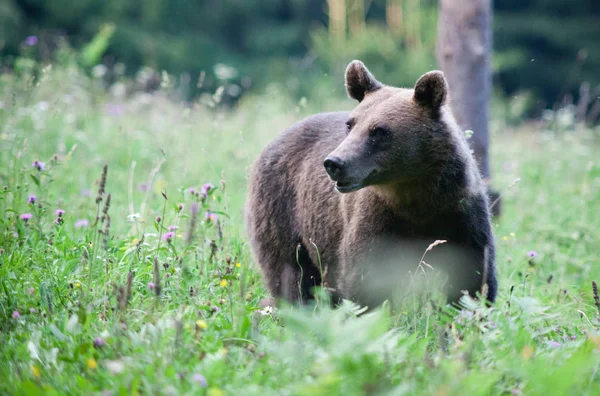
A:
245;60;497;309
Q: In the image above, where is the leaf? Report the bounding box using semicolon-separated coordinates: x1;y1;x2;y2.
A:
30;174;40;187
49;324;67;342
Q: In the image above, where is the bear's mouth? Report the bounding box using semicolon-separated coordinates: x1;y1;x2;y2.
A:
335;181;362;193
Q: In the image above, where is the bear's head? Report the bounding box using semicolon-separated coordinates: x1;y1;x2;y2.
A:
324;60;460;194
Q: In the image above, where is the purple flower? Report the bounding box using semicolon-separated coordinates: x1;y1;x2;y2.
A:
571;335;576;340
12;310;20;319
163;232;175;243
56;209;65;217
24;36;38;46
82;189;91;197
138;183;149;192
201;183;214;197
28;287;35;296
28;195;37;204
205;212;217;223
32;160;45;171
29;307;36;313
148;282;156;290
168;225;178;232
104;103;125;117
548;340;561;348
527;251;537;258
21;213;33;221
511;389;521;395
192;373;207;387
186;187;197;194
75;219;89;228
93;337;106;349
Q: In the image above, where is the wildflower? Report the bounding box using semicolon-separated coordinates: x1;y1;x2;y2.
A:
32;160;45;171
219;279;228;287
201;183;214;197
548;340;561;348
28;194;37;204
104;103;125;117
527;251;537;258
29;307;36;313
196;319;208;330
29;287;35;295
56;209;65;217
520;345;534;360
75;219;89;228
21;213;33;221
260;306;274;316
571;335;576;340
93;337;106;349
155;216;162;223
511;389;521;395
236;262;241;268
510;232;515;237
168;225;178;232
138;183;149;192
205;212;217;223
163;232;175;243
75;282;81;288
82;189;91;197
503;236;508;241
87;358;97;369
24;36;38;46
207;387;224;396
53;218;63;225
192;373;208;387
31;365;40;378
210;306;221;314
148;282;156;291
127;213;141;222
12;310;20;319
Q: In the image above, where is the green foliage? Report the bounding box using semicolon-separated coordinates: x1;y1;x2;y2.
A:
79;24;115;69
1;57;600;395
494;0;600;109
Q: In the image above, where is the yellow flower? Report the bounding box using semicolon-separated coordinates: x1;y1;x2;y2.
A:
87;358;97;369
207;388;224;396
520;345;534;360
510;232;515;237
503;236;508;241
235;262;241;268
31;365;41;378
219;279;228;287
196;319;208;330
75;282;81;288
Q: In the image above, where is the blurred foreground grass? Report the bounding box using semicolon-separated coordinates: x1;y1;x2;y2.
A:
1;62;600;395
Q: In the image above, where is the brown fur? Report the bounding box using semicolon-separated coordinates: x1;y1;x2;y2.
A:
245;60;497;309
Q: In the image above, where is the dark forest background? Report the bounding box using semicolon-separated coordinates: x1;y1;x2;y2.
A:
1;0;599;116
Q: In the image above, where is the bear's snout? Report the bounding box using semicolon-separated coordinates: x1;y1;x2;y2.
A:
324;156;344;181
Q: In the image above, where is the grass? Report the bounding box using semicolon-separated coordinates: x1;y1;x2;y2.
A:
1;58;600;396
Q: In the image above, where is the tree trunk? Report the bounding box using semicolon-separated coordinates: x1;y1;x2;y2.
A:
436;0;501;215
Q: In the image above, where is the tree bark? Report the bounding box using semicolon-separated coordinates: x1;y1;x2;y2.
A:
436;0;500;214
436;0;491;179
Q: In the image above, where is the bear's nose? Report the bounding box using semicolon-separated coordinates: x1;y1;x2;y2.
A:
324;156;343;180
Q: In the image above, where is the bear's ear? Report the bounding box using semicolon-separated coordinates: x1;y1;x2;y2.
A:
345;60;382;102
413;71;448;109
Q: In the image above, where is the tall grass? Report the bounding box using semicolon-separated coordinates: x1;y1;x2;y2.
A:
1;54;600;395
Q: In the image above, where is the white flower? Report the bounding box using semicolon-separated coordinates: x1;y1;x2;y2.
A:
127;213;141;222
260;306;274;316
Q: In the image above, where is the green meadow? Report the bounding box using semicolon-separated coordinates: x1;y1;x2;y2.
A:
1;57;600;396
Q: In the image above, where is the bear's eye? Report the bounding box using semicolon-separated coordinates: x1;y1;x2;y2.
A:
345;121;353;134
